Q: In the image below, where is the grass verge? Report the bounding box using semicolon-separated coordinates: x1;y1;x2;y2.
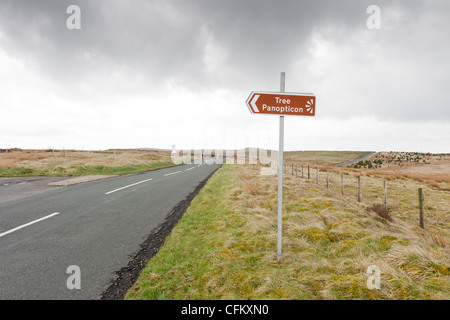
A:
0;161;176;177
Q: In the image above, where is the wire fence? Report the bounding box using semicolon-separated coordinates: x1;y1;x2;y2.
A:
281;162;450;236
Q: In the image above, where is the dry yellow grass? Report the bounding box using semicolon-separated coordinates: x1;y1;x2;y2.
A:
0;149;175;177
241;164;449;298
0;149;171;169
284;151;369;166
128;163;449;300
367;152;450;174
283;161;450;192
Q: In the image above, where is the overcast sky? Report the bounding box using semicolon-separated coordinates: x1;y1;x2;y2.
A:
0;0;449;152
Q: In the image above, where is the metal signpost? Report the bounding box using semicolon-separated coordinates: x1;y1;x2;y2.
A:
246;72;316;257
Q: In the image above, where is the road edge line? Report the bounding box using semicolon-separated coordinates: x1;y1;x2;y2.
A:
0;212;60;239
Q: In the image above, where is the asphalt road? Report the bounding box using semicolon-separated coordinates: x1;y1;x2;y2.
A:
0;162;220;299
0;176;68;204
335;152;376;167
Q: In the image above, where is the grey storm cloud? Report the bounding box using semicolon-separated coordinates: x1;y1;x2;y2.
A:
0;1;387;84
0;0;449;122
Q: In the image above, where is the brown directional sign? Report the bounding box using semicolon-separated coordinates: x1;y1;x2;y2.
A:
246;92;316;116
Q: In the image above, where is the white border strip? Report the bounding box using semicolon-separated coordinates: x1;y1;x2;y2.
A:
105;178;153;195
164;171;181;176
0;212;60;239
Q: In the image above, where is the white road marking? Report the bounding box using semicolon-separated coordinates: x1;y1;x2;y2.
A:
105;178;153;195
185;167;195;171
0;212;60;239
197;164;202;167
164;171;182;176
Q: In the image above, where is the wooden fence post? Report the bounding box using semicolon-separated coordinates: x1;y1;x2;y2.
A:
295;165;298;178
316;167;319;184
384;181;387;209
358;175;362;202
341;173;344;196
419;188;425;229
326;170;329;189
292;163;294;175
302;165;304;179
308;165;310;179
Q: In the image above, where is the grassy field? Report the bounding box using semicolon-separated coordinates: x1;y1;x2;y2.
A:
283;151;369;166
126;164;449;300
0;149;175;176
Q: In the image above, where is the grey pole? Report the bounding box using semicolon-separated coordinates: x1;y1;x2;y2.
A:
277;72;285;257
326;170;329;189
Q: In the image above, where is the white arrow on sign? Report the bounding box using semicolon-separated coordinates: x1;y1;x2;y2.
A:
250;94;260;113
